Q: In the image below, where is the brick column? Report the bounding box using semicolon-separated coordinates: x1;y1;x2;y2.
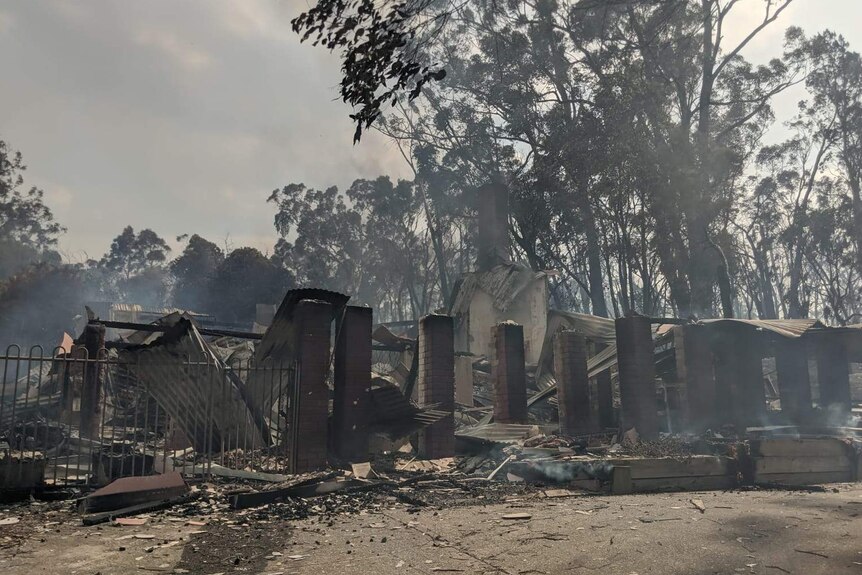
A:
732;330;767;430
775;337;812;422
553;331;591;435
615;315;659;438
712;339;735;427
288;299;332;474
417;314;455;459
491;322;528;424
815;333;851;418
332;306;372;462
678;324;716;431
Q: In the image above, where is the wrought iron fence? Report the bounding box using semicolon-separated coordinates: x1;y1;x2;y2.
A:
0;345;297;491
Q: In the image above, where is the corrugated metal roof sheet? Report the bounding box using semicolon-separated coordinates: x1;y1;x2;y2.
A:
367;382;450;439
698;318;824;338
547;310;616;343
456;422;538;443
119;319;269;452
246;288;349;417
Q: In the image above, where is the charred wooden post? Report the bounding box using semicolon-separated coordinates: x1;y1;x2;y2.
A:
615;315;659;438
417;314;455;459
594;343;615;428
553;331;591;435
332;306;372;462
454;355;474;407
287;299;332;474
60;346;82;421
814;332;851;419
80;323;106;439
774;337;812;422
491;322;528;424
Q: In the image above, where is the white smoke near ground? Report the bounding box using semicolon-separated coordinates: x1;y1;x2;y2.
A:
526;460;614;483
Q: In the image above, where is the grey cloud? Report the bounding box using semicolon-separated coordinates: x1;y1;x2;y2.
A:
0;1;408;259
1;0;860;261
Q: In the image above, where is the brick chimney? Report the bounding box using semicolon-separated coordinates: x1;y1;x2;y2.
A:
475;182;510;271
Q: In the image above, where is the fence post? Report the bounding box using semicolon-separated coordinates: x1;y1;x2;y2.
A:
80;324;106;439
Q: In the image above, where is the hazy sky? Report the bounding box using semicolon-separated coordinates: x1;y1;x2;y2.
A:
0;1;860;261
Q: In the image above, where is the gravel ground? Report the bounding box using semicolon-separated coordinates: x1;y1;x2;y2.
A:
258;484;862;575
1;483;860;575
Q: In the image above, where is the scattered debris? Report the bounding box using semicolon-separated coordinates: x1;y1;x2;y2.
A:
689;498;706;513
501;512;532;520
794;549;829;558
114;517;148;526
80;472;189;513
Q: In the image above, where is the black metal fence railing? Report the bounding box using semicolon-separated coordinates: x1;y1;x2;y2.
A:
0;345;297;491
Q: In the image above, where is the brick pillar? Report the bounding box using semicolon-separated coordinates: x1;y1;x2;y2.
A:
80;324;106;439
491;322;528;424
615;315;659;439
678;324;716;431
775;337;812;422
712;339;735;427
288;299;332;474
332;306;372;462
815;333;851;418
732;330;767;430
594;343;615;428
553;331;591;435
417;314;455;459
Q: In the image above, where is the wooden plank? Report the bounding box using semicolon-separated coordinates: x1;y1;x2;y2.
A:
167;463;291;483
750;438;849;458
631;475;736;493
754;456;852;475
625;456;731;480
755;470;852;486
81;493;199;526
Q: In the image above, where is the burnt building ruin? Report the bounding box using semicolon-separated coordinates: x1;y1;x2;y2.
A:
1;183;861;501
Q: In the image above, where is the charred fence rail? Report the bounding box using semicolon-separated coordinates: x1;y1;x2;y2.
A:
0;345;297;492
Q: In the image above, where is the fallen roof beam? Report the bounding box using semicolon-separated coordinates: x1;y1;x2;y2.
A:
89;319;263;340
648;317;688;325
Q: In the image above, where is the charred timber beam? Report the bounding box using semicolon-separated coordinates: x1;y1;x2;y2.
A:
89;319;264;340
80;324;106;439
647;317;688;325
